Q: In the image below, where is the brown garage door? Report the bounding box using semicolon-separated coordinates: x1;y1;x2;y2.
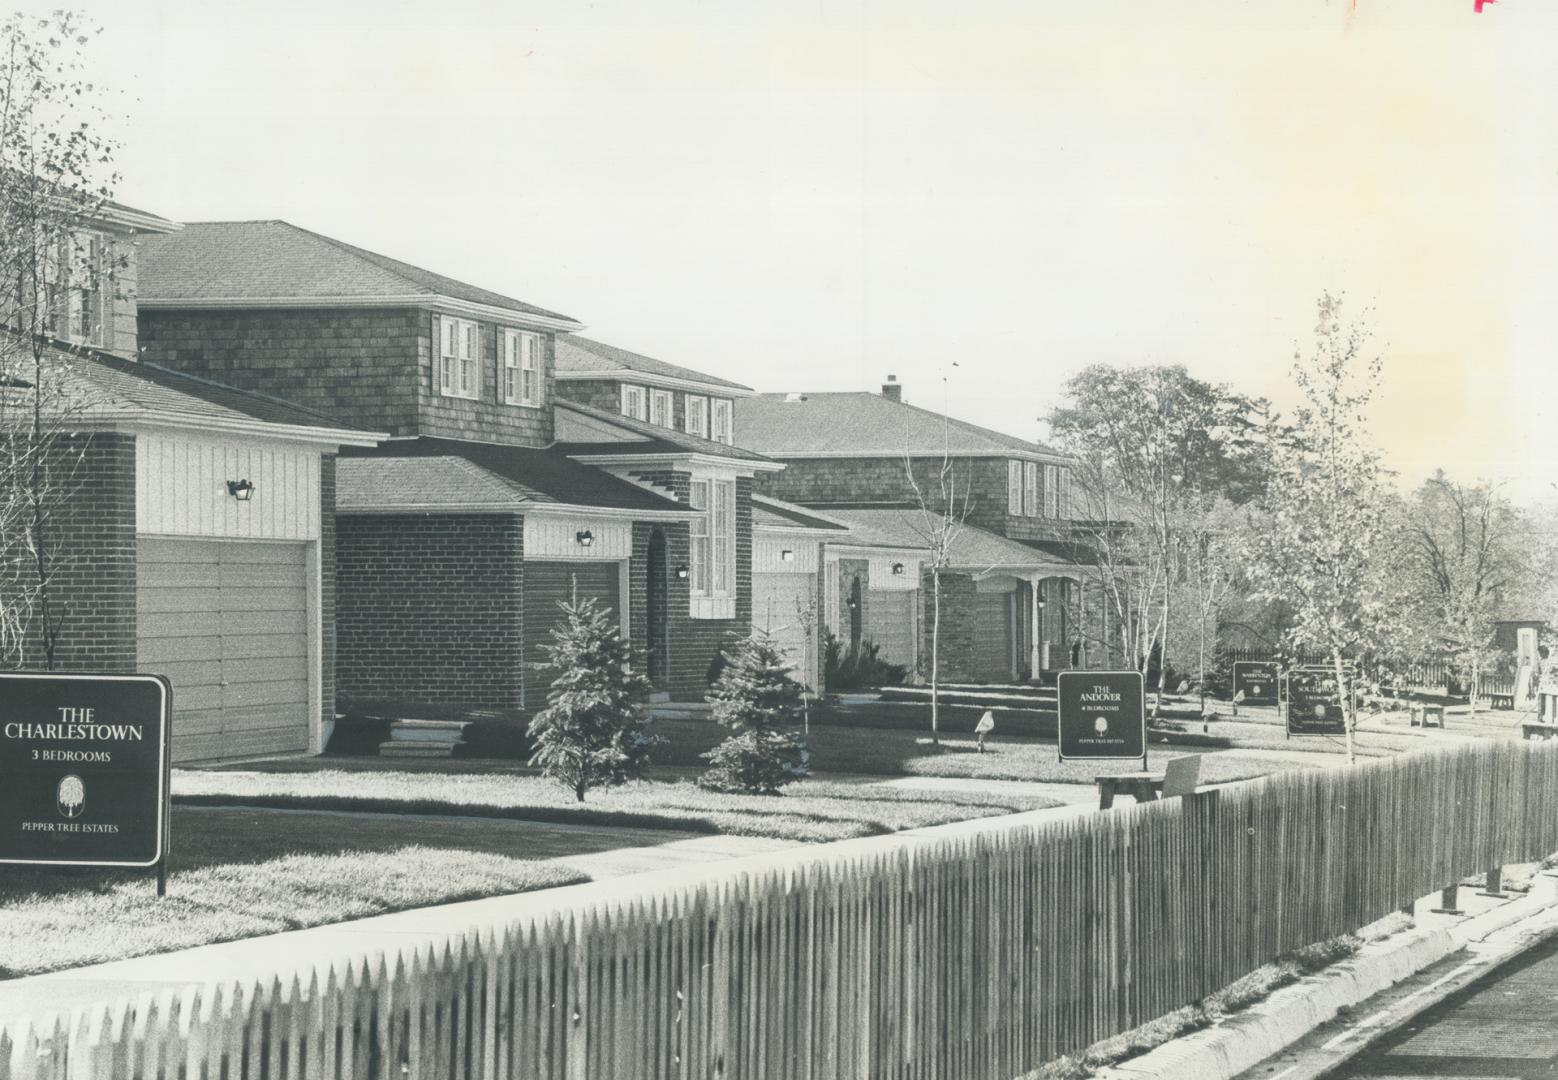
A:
867;588;918;673
136;538;311;764
973;589;1015;682
523;561;622;708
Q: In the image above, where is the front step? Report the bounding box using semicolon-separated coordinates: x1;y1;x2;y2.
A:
378;717;469;759
647;701;714;722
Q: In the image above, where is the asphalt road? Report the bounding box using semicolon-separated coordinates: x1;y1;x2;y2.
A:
1332;930;1558;1079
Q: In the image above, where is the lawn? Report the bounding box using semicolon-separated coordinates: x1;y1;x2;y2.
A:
0;807;583;979
175;770;1065;842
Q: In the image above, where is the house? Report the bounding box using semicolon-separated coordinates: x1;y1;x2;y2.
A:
735;378;1089;682
748;496;851;690
134;222;780;711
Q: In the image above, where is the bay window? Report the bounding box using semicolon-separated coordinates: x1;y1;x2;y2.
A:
688;476;736;619
439;317;480;399
502;329;542;406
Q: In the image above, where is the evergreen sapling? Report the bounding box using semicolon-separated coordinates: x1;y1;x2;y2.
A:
700;630;811;794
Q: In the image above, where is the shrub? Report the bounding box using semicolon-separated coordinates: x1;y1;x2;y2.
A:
700;630;810;794
527;599;659;801
823;630;908;690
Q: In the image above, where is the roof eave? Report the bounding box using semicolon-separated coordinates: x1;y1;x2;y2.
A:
555;368;755;397
754;448;1073;465
138;293;585;334
72;411;386;448
567;451;786;473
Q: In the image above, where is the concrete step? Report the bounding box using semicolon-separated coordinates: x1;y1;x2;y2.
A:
647;702;714;722
377;742;459;758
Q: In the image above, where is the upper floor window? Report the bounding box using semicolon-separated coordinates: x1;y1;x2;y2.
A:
45;231;108;348
1007;461;1022;515
688;476;736;618
685;394;709;439
501;329;542;406
711;398;733;445
1023;462;1040;517
1045;465;1061;517
649;389;674;429
439;317;480;399
1052;466;1070;518
621;384;648;421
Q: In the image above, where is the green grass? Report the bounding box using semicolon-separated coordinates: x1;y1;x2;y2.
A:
174;770;1064;842
0;807;583;979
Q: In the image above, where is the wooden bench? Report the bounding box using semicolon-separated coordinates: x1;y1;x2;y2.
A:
1522;721;1558;741
1486;692;1515;710
1409;704;1445;728
1097;755;1202;810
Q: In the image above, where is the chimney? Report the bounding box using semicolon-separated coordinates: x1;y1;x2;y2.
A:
881;374;902;403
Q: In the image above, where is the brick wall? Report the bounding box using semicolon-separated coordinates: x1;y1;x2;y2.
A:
336;513;525;710
921;569;979;684
5;434;139;673
139;308;424;435
320;454;336;728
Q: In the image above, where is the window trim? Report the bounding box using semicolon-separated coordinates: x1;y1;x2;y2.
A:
1046;465;1061;518
710;398;733;444
501;328;543;407
620;383;648;421
684;394;710;439
649;388;674;429
688;473;737;619
46;230;109;349
438;316;481;400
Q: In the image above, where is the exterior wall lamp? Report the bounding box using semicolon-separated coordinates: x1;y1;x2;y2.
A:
575;530;593;547
226;479;255;502
675;564;689;580
891;562;905;575
780;549;795;563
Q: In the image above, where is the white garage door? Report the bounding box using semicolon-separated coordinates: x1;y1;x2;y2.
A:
752;572;817;689
137;538;311;764
868;588;919;672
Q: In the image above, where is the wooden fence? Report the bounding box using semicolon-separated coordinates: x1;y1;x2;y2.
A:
1223;647;1518;699
6;740;1558;1079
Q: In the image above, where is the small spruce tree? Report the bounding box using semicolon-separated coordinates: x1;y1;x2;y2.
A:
699;630;810;795
527;599;658;801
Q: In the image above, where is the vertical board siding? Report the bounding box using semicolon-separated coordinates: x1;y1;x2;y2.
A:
10;740;1558;1078
136;432;322;541
522;516;632;560
754;534;819;574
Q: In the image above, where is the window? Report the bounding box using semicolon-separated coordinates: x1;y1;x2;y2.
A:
44;231;108;347
688;476;736;617
711;399;733;444
649;389;674;429
502;329;542;406
1055;468;1070;519
1024;462;1040;517
685;395;709;438
1007;461;1022;515
439;317;480;399
620;384;648;421
1045;465;1061;517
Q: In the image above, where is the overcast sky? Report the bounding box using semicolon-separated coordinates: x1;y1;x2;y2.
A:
37;0;1558;500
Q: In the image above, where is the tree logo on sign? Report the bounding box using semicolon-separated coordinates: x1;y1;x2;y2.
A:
1094;716;1109;736
57;775;85;819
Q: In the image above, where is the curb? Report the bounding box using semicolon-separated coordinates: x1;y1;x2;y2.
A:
1093;872;1558;1080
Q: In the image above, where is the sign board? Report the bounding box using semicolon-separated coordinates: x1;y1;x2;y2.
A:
1285;669;1346;736
1058;671;1146;761
0;673;171;868
1232;661;1280;706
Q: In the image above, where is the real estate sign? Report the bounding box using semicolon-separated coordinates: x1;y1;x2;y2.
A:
0;673;171;867
1232;661;1280;706
1285;668;1347;736
1057;671;1145;761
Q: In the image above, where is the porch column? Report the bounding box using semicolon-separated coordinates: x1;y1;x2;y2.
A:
1030;575;1043;677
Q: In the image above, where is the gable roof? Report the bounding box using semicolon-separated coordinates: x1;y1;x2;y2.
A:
752;494;851;532
338;437;689;515
554;399;778;466
735;392;1066;463
26;338;376;444
136;221;582;330
555;335;753;394
821;507;1081;573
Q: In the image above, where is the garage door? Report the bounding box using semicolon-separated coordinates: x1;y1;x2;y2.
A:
524;561;621;707
973;590;1016;682
137;538;310;764
867;588;918;673
752;572;817;688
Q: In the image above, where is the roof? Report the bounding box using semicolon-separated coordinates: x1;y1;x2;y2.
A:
98;197;180;234
21;337;375;443
556;336;752;394
555;399;777;465
735;392;1066;462
752;494;851;532
338;437;689;515
823;507;1081;572
136;221;581;329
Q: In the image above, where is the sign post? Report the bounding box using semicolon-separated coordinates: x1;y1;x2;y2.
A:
1232;661;1280;715
0;673;172;891
1058;671;1147;767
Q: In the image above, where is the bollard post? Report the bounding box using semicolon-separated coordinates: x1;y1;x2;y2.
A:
1478;866;1508;899
1430;884;1465;916
1399;897;1415;918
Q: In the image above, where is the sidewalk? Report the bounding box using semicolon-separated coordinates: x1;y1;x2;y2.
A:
0;799;1099;1031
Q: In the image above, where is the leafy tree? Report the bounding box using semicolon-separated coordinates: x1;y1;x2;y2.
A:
700;630;810;794
1241;293;1392;762
527;599;658;801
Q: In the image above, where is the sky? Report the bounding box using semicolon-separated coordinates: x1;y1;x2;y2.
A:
26;0;1558;500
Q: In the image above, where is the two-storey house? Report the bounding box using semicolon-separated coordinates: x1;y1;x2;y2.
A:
736;378;1090;683
3;203;379;762
134;221;779;712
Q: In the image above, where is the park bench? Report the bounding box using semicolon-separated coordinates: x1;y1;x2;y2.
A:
1521;721;1558;741
1486;691;1515;710
1096;754;1202;810
1409;704;1445;728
